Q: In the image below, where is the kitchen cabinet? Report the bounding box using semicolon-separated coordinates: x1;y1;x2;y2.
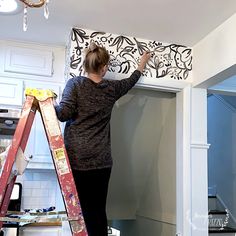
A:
0;41;66;170
0;41;66;84
0;77;64;170
0;77;23;106
25;112;54;169
23;80;61;100
4;46;54;77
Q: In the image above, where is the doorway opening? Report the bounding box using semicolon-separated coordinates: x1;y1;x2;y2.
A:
108;87;176;235
208;77;236;234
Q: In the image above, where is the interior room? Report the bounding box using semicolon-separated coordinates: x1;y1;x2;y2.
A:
207;77;236;234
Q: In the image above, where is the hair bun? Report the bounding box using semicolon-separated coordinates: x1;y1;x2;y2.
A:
89;42;98;52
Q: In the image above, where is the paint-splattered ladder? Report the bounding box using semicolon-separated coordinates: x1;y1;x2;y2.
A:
0;88;87;236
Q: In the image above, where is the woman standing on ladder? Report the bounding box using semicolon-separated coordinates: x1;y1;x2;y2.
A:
55;42;150;236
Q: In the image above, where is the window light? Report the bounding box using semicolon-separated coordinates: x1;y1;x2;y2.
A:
0;0;18;13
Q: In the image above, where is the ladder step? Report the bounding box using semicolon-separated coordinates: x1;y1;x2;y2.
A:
0;88;88;235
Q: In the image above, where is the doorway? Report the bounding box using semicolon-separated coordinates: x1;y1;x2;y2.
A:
107;88;176;235
207;90;236;234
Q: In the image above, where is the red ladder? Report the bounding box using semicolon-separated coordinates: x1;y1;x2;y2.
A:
0;88;88;236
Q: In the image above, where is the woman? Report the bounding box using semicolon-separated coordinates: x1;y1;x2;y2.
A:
55;42;150;236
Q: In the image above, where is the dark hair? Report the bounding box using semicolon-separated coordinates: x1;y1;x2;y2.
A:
83;42;110;74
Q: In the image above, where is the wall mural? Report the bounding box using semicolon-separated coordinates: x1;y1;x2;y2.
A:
69;28;193;81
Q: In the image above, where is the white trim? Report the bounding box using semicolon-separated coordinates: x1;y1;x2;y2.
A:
191;143;211;149
135;82;182;93
189;88;208;236
136;77;189;92
105;71;190;93
176;85;192;236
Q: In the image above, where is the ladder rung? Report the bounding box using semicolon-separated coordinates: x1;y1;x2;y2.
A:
0;215;81;223
7;210;67;216
0;90;88;235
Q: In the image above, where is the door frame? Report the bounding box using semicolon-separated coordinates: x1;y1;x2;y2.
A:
136;81;209;236
176;85;209;236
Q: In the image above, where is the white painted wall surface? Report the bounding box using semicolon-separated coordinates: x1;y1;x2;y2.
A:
190;88;208;236
176;86;192;236
107;88;176;235
110;216;176;236
175;87;208;236
193;13;236;88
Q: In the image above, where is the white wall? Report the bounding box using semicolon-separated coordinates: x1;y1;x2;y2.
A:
193;13;236;88
107;88;176;235
110;216;176;236
208;94;236;219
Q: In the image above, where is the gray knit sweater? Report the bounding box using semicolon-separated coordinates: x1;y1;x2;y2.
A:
55;70;141;170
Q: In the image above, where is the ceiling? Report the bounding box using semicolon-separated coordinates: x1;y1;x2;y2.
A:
0;0;236;47
209;75;236;95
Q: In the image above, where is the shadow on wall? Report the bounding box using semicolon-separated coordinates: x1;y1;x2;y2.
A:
108;89;147;219
107;87;176;234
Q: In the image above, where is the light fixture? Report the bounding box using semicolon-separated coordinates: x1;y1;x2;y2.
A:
0;0;50;31
19;0;50;31
0;0;21;14
20;0;47;8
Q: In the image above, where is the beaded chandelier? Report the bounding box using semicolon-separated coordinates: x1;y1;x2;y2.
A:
19;0;49;31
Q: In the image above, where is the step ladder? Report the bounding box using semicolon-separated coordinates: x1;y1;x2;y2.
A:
0;88;88;236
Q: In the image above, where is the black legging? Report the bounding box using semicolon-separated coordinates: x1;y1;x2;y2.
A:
72;168;112;236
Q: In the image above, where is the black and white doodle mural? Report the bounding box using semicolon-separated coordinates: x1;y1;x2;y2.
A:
69;28;192;81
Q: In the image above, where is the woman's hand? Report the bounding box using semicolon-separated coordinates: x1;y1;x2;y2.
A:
137;51;151;73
